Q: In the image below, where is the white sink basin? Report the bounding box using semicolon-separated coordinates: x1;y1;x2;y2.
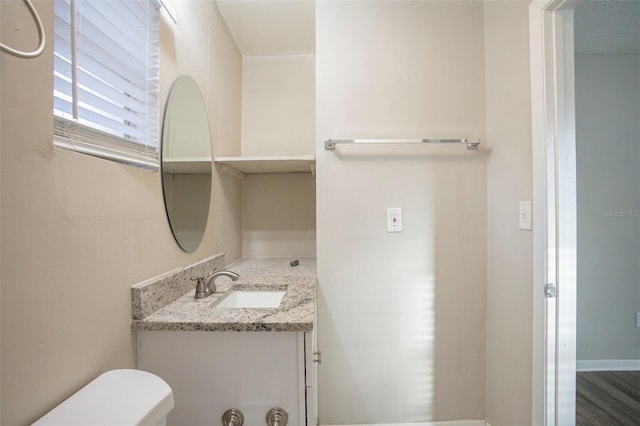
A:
217;290;285;308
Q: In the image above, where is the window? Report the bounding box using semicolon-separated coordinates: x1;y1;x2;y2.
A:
53;0;160;170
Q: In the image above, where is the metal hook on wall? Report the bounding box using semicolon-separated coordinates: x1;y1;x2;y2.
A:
0;0;46;59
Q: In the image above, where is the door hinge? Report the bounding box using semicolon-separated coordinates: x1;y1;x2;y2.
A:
544;283;556;298
313;351;321;364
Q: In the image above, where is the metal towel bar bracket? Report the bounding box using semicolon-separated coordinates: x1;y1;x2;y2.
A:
324;138;481;151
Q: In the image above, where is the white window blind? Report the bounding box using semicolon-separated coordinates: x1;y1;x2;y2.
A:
53;0;160;171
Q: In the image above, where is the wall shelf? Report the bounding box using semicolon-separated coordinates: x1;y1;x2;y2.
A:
162;157;212;174
214;155;316;179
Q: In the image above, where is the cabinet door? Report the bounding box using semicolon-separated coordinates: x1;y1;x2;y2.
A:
138;331;304;426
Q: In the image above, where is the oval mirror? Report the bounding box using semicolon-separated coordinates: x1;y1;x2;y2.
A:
161;76;212;252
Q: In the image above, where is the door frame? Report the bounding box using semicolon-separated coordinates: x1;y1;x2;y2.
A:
530;1;579;425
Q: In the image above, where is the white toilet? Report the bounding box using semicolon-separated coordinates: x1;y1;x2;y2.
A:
32;369;174;426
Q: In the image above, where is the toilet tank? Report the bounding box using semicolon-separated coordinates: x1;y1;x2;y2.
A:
32;369;174;426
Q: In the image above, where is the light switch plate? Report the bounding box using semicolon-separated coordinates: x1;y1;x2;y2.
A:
519;201;532;230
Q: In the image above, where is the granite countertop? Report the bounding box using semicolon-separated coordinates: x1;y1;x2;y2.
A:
132;257;316;332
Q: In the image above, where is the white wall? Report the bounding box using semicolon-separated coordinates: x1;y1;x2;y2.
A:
241;54;315;156
576;54;640;362
316;1;486;423
0;1;242;424
483;2;534;425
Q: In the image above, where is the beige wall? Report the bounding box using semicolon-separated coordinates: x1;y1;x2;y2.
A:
242;173;316;258
241;54;315;156
0;1;542;424
316;1;487;423
239;53;316;258
484;2;534;425
0;1;242;424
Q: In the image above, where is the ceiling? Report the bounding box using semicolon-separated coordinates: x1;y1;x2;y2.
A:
215;0;640;57
575;0;640;54
216;0;315;56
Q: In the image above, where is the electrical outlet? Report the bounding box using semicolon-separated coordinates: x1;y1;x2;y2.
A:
387;208;402;233
636;312;640;328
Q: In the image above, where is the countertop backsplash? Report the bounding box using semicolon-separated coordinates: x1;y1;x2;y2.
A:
131;253;226;320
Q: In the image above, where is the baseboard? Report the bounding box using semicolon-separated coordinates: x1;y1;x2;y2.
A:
577;359;640;372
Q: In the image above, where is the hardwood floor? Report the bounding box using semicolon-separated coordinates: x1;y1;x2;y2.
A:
576;371;640;425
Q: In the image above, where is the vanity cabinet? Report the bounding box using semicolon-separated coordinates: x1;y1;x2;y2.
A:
137;330;314;426
132;257;317;425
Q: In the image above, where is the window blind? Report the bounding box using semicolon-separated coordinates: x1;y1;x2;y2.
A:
53;0;160;171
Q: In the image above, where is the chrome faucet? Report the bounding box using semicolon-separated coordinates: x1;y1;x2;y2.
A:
193;269;239;299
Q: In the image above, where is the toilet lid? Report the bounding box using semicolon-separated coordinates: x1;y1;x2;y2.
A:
32;369;174;426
